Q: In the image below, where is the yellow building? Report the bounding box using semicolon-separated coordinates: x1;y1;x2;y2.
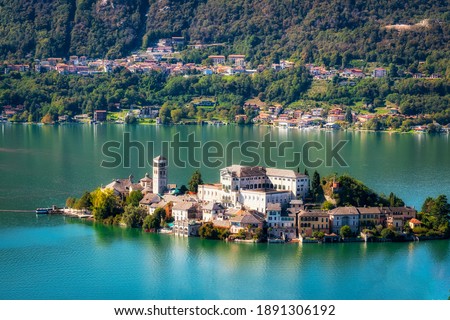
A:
298;209;329;237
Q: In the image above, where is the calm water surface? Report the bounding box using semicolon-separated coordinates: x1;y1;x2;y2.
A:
0;124;449;299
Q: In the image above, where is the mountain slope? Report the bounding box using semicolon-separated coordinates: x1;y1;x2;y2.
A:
0;0;448;69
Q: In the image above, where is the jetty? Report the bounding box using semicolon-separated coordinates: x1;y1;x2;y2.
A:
62;208;93;219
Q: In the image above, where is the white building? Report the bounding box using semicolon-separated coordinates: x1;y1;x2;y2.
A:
228;55;245;67
239;189;291;213
208;55;226;65
198;165;309;213
266;203;297;240
172;201;198;221
328;206;360;234
372;68;387;78
202;202;226;221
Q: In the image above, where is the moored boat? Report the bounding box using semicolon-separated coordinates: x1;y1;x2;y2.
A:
35;208;50;214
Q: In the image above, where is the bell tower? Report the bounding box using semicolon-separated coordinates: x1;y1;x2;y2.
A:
153;155;168;194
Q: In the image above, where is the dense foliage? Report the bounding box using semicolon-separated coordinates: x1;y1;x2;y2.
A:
328;174;404;207
1;1;449;124
418;195;450;237
0;67;311;122
1;1;448;73
188;170;204;193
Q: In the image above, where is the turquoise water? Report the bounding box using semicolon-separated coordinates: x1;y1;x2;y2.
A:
0;124;449;299
0;212;449;300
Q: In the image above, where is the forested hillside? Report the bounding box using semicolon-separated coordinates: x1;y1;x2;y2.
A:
0;0;448;70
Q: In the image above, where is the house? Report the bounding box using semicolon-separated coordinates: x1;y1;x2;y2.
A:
58;115;70;122
202;202;226;221
94;110;107;122
289;199;304;212
229;210;265;234
69;56;79;65
280;60;294;69
298;209;329;237
172;37;185;46
348;68;365;78
235;114;248;122
140;106;160;118
311;108;323;117
55;63;69;74
328;206;360;234
266;203;282;228
327;108;345;122
266;203;297;240
139;193;161;209
149;200;172;216
372;68;387;78
387;216;403;231
173;220;202;237
383;206;417;221
409;218;422;229
208;55;226;65
228;55;245;67
357;206;385;227
172;201;198;221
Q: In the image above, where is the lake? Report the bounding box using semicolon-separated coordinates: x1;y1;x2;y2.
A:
0;123;449;299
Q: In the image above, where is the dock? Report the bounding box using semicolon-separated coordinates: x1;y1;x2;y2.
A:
0;206;93;219
62;208;93;219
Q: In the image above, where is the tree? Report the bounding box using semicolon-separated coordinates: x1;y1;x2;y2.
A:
91;188;120;221
122;205;147;228
170;109;183;123
126;190;143;207
311;171;323;202
422;195;450;221
65;197;76;208
388;192;405;207
188;170;203;193
142;213;160;231
154;207;167;223
313;231;325;240
179;185;188;194
345;108;353;123
159;105;171;124
237;229;247;239
322;201;335;210
41;113;53;124
74;191;92;209
124;114;137;124
389;64;398;78
381;228;396;239
198;222;218;239
340;225;352;239
253;228;264;241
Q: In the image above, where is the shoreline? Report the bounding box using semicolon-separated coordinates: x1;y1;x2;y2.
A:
2;120;449;135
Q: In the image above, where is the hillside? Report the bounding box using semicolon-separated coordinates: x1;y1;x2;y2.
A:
0;0;448;70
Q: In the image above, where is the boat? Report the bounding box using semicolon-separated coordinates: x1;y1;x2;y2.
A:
35;208;50;214
268;238;285;243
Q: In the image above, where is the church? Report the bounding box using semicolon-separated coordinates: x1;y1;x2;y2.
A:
103;155;168;196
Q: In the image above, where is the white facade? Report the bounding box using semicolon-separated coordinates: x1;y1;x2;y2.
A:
239;189;291;213
329;207;360;233
153;156;167;194
219;165;309;199
202;202;226;222
198;165;310;213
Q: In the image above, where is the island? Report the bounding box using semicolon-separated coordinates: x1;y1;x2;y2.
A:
63;155;450;244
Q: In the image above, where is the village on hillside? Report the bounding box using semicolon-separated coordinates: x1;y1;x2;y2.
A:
2;37;448;133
